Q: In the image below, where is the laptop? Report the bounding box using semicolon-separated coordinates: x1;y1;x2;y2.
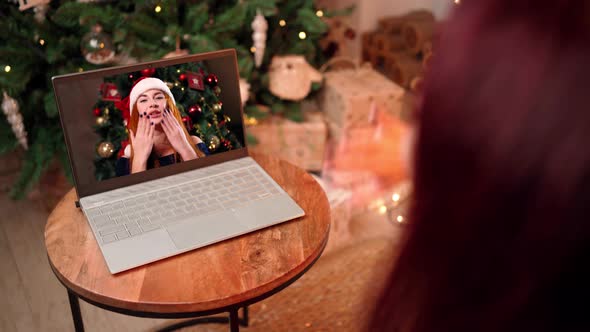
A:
52;49;305;274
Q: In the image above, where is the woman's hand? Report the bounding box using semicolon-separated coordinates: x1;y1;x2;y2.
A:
161;109;198;161
129;113;154;173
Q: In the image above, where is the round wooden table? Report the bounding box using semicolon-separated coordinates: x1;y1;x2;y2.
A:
45;153;331;332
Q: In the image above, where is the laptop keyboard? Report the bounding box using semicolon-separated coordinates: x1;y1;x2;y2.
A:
85;165;281;245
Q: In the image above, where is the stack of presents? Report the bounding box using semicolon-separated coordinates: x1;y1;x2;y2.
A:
246;10;435;239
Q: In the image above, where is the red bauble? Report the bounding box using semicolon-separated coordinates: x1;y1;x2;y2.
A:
141;68;156;77
181;116;193;131
187;104;202;120
222;139;232;149
179;73;187;81
93;108;101;116
205;74;218;87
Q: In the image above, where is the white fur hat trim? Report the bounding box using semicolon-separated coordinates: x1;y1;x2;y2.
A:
128;77;175;115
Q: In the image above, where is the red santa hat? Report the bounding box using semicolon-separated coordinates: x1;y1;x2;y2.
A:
128;77;175;115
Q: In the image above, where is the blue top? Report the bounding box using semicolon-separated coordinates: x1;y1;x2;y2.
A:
115;142;210;177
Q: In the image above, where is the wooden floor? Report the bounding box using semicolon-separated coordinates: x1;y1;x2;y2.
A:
0;168;401;332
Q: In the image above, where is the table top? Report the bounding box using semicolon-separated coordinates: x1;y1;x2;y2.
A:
45;153;331;314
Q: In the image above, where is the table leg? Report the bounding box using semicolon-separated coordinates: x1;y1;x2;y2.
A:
242;306;249;327
67;290;85;332
229;308;239;332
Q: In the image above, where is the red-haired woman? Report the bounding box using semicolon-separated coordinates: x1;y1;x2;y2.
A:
338;1;590;331
115;77;208;176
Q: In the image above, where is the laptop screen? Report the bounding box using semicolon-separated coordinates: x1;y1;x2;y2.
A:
53;50;248;199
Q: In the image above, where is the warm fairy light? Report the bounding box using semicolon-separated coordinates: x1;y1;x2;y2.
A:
299;31;307;39
4;65;10;73
392;193;400;202
155;5;162;13
181;87;185;91
454;0;460;4
397;215;404;223
78;68;84;72
378;205;387;215
39;39;45;45
279;20;286;27
176;69;181;73
250;46;257;53
174;82;179;86
316;10;324;17
99;42;105;49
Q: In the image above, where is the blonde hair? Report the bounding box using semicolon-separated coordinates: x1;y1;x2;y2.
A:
127;93;204;171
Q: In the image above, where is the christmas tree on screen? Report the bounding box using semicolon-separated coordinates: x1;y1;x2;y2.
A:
0;0;351;198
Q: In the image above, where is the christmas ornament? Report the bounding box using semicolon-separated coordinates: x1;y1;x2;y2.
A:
2;92;28;150
208;135;220;151
224;115;231;123
141;68;156;77
251;10;268;68
181;116;193;132
212;102;222;112
81;24;115;65
18;0;49;11
214;86;221;96
268;55;322;101
93;108;101;116
96;116;107;126
179;73;187;81
205;74;218;87
186;72;204;90
239;78;250;106
97;141;115;158
100;82;121;101
188;104;202;120
222;139;232;149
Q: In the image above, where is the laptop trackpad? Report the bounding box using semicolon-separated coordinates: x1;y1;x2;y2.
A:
166;211;245;250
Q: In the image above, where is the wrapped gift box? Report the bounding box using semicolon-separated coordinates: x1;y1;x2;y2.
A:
246;112;327;171
318;63;405;141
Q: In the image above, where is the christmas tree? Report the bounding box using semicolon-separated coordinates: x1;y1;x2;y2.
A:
0;0;351;198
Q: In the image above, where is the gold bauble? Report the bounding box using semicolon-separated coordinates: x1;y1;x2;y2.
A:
96;116;106;126
212;103;222;112
224;115;231;122
104;107;110;115
97;141;115;158
208;135;220;151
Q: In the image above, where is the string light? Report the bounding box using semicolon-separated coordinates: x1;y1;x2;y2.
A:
39;39;45;46
299;31;307;40
454;0;460;4
154;5;162;13
176;69;181;73
4;65;11;73
378;205;387;215
99;42;105;49
279;20;286;27
396;215;404;223
250;46;257;53
392;193;400;202
78;68;84;72
315;10;324;17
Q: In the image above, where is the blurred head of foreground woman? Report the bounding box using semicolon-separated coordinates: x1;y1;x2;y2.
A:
370;1;590;331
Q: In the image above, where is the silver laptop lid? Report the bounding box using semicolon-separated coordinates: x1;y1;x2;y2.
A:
52;49;248;199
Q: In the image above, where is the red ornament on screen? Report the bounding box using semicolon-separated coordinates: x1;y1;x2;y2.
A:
205;74;218;87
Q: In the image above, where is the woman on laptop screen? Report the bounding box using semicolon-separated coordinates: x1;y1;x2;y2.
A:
115;77;209;176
